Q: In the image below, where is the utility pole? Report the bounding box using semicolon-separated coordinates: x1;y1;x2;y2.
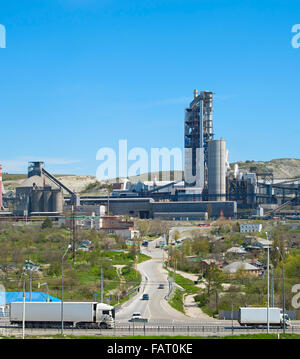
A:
276;247;286;334
61;244;71;335
282;261;286;334
29;269;32;302
71;205;77;264
266;233;270;334
100;265;103;303
22;273;27;340
271;267;274;307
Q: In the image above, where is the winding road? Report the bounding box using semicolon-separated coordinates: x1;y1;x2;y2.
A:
116;234;233;325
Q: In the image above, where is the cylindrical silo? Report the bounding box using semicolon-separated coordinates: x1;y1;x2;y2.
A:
30;189;43;212
208;139;226;201
42;189;52;212
52;190;64;213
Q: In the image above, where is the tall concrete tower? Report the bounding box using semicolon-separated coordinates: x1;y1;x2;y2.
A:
208;139;227;201
184;90;214;189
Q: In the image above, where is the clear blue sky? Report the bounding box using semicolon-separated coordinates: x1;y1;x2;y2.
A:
0;0;299;176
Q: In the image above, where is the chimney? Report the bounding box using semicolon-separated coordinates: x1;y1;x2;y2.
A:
193;89;198;99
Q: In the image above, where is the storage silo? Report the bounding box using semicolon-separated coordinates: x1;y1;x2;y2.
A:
52;189;64;213
31;189;43;212
42;187;52;212
208;139;226;201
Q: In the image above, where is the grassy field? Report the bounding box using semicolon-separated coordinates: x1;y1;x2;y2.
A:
0;224;151;304
168;289;185;313
167;270;199;294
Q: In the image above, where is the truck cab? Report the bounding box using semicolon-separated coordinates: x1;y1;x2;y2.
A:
281;312;291;327
96;303;115;329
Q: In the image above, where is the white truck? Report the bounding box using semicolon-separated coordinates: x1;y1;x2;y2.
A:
238;307;291;328
10;302;115;329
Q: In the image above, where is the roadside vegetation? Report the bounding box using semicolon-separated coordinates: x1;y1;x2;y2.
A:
165;218;300;317
168;288;185;313
0;222;150;304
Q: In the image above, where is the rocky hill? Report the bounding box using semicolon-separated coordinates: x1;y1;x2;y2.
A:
3;158;300;194
230;158;300;179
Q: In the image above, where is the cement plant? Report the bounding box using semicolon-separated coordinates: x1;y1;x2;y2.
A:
1;90;300;339
1;90;299;223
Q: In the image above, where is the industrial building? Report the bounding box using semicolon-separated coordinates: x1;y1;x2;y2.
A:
1;89;300;221
73;197;237;219
14;162;70;217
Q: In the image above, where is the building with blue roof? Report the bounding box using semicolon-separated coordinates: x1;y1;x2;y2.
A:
0;291;61;305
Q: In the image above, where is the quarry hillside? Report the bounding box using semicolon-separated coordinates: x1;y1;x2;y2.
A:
3;158;300;194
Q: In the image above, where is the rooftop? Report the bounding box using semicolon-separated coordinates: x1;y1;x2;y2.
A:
222;261;260;274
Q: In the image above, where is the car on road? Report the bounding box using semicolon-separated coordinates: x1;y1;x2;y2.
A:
129;312;148;322
158;284;164;289
142;294;149;300
131;312;142;320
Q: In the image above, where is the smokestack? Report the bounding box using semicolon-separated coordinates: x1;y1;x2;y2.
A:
0;164;3;210
193;89;198;99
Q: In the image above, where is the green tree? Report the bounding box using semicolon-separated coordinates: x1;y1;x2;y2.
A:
42;218;53;229
192;236;210;255
285;254;300;281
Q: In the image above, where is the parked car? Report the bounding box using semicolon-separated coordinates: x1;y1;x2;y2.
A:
158;284;164;289
142;294;149;300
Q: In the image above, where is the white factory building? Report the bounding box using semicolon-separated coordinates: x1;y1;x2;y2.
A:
240;223;262;233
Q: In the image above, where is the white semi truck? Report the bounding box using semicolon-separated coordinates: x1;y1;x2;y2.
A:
10;302;115;329
238;307;291;328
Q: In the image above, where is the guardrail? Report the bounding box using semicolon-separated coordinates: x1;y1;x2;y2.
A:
2;324;300;337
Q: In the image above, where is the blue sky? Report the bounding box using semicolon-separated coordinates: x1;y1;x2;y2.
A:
0;0;299;176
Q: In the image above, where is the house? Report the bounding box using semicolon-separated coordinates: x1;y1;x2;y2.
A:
23;260;40;271
240;223;262;233
76;240;94;252
95;216;139;240
222;261;260;276
226;247;247;255
76;244;90;252
199;259;222;273
245;237;272;251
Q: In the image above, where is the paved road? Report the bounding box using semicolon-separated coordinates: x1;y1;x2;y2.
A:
116;235;238;326
2;226;300;335
116;237;187;323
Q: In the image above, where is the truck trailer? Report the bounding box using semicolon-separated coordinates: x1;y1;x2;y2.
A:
238;307;291;328
10;302;115;329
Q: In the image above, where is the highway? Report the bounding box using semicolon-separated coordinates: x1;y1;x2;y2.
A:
2;228;300;336
116;234;236;326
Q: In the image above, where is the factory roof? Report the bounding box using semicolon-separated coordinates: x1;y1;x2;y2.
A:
17;175;59;189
